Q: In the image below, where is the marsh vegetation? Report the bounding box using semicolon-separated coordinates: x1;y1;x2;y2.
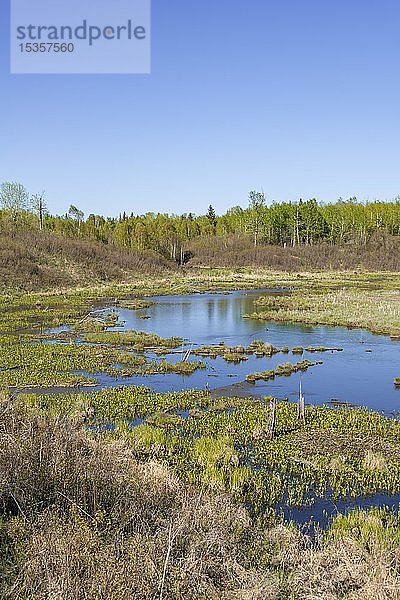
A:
3;390;400;599
243;285;400;337
1;270;400;598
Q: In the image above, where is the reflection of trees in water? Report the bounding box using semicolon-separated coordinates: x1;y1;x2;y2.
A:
207;299;215;322
206;297;230;325
179;302;191;322
217;298;229;323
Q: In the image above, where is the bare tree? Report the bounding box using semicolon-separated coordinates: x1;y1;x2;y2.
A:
68;204;84;221
31;191;47;230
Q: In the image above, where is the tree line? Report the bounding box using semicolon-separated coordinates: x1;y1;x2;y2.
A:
1;181;400;262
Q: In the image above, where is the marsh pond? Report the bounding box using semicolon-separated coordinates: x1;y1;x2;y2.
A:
50;288;400;416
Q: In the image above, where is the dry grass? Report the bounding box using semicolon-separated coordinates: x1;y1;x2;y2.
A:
250;287;400;336
1;392;400;599
186;233;400;272
363;450;388;472
285;538;400;599
258;519;400;599
3;227;400;295
0;395;276;599
0;230;175;291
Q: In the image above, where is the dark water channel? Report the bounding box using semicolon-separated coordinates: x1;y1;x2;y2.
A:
280;490;400;532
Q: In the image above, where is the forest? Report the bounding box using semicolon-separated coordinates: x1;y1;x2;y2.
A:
1;181;400;263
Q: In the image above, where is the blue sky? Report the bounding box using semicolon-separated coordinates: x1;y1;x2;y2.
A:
1;0;400;217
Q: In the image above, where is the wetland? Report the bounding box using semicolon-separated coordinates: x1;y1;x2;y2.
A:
3;274;400;533
2;270;400;599
22;286;400;414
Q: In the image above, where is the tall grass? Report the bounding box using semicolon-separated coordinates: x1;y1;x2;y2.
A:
1;393;400;598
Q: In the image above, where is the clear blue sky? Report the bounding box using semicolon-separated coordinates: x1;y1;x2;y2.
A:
1;0;399;217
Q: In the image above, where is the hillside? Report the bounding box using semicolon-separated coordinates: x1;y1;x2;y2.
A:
185;232;400;271
2;227;400;294
0;230;176;292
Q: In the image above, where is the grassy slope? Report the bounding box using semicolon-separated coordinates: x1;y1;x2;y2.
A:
0;229;176;292
2;228;400;293
186;232;400;271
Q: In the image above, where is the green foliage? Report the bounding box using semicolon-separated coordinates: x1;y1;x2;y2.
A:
20;387;211;421
21;377;400;521
327;508;400;549
0;182;29;216
246;360;322;383
0;341;148;388
206;204;217;232
3;180;400;267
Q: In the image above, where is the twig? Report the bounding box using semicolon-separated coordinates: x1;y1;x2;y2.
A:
182;345;192;362
10;492;26;519
78;313;94;324
57;491;94;520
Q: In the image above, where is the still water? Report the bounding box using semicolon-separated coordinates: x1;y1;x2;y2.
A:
91;289;400;415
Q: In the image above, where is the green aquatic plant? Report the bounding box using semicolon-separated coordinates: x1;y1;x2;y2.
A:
247;340;280;356
157;359;206;375
194;343;248;362
17;384;400;519
85;330;182;350
327;507;400;548
246;360;322;383
0;341;149;388
194;340;316;362
291;347;304;355
19;387;211;421
145;411;184;428
222;352;248;363
192;435;240;490
123;422;167;454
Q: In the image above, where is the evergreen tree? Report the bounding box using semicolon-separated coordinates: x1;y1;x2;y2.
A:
206;205;217;231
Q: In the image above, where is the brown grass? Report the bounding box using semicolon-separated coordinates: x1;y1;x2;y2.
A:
186;232;400;271
0;396;275;599
3;227;400;294
285;537;400;599
0;230;176;291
